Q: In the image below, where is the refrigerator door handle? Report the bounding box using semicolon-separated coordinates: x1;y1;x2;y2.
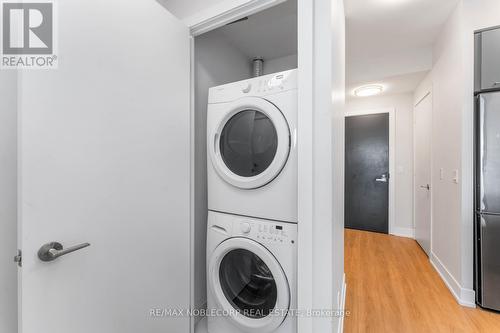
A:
479;95;486;211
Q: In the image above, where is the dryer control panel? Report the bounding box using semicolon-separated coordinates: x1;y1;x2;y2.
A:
208;69;298;104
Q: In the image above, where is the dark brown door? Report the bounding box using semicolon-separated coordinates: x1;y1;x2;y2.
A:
345;113;389;234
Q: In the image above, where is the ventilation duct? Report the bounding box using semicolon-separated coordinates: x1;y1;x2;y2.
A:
252;57;264;77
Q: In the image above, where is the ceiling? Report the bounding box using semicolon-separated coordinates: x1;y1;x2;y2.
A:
164;0;297;60
347;71;428;98
161;0;225;20
163;0;459;97
345;0;460;98
209;0;297;60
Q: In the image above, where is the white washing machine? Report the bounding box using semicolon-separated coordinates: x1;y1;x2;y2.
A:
206;211;297;333
207;69;298;223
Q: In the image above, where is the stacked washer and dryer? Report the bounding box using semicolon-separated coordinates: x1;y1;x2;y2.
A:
206;69;298;333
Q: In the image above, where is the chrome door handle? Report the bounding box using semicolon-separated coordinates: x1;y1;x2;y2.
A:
375;174;388;183
38;242;90;262
493;82;500;86
420;184;431;190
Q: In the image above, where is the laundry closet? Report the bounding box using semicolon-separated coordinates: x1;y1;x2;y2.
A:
192;0;298;330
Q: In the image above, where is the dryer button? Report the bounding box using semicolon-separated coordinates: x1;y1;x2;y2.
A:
241;83;252;93
240;222;251;234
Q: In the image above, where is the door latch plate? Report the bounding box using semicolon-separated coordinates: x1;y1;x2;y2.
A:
14;250;22;267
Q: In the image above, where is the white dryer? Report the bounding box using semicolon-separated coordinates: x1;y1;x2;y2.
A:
206;211;297;333
207;69;298;223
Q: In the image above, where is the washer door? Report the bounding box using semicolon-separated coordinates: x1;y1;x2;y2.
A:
209;238;290;333
210;97;290;189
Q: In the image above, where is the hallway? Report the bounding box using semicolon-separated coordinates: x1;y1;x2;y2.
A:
344;229;500;332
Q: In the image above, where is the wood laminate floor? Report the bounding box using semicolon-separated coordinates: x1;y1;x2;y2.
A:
344;229;500;333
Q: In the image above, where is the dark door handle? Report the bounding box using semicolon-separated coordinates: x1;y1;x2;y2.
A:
38;242;90;262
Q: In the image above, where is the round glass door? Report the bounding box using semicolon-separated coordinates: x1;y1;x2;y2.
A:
220;110;278;178
219;249;277;318
210;97;290;189
208;238;290;332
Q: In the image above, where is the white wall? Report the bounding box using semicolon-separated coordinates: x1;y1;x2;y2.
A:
413;0;500;306
263;54;298;75
346;93;415;237
418;3;466;303
414;2;472;305
0;71;18;332
193;31;250;315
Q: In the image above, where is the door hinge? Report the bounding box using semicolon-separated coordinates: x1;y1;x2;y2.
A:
14;250;22;267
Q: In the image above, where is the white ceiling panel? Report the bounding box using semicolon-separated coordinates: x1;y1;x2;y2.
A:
345;0;459;94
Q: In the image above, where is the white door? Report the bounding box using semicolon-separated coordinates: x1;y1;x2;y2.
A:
414;93;433;256
18;1;191;332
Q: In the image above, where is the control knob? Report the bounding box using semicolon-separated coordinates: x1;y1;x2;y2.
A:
241;83;252;93
240;222;251;234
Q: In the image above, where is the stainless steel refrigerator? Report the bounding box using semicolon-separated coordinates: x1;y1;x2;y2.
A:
475;26;500;311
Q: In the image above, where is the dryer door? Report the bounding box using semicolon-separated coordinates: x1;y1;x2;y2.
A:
210;97;290;189
208;238;290;333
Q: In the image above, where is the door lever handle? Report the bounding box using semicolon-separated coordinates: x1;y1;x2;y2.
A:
375;174;388;183
420;184;431;190
38;242;90;262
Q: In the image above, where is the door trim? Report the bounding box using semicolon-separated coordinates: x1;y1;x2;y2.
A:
345;108;396;236
186;0;287;36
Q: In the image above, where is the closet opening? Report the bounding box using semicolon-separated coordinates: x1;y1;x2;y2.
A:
192;0;298;330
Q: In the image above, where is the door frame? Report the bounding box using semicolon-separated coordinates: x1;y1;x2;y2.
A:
185;0;345;332
413;91;433;254
344;108;396;236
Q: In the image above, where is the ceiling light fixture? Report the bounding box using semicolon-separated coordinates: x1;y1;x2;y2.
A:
354;85;384;97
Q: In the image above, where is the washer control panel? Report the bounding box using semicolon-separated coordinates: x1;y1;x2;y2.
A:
234;219;297;245
256;223;290;244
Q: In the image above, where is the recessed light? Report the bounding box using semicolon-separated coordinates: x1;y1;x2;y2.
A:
354;85;384;97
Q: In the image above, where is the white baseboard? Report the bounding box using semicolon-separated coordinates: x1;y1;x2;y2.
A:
338;273;347;333
430;252;476;308
194;317;208;333
390;227;415;239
